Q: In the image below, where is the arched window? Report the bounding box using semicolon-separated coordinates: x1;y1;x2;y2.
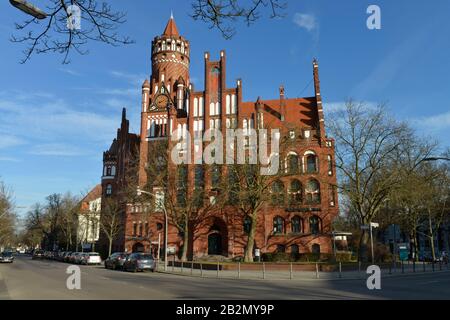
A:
106;184;112;196
309;215;322;235
305;179;321;204
276;244;286;253
306;154;318;173
133;223;137;237
271;180;285;206
243;216;252;234
291;244;299;255
111;166;116;176
291;216;303;233
273;216;284;234
287;153;299;174
288;180;302;205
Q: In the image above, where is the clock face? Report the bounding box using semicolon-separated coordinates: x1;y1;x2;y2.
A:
155;94;169;109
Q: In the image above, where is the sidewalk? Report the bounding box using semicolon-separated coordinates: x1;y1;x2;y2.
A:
155;261;450;281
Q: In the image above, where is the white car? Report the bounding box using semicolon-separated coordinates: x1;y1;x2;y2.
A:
80;252;102;265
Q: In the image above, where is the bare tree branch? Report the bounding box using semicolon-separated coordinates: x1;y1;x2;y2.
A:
10;0;134;64
191;0;286;39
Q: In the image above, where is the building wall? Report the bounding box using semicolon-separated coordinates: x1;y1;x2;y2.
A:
101;17;339;259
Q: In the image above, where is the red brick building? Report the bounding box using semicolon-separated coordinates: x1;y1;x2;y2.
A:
100;16;339;259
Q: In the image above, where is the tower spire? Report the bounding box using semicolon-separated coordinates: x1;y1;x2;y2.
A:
163;11;179;37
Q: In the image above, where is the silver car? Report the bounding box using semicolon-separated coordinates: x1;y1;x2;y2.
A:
123;253;156;272
0;252;14;263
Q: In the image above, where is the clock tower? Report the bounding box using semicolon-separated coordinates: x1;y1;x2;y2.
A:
138;14;191;187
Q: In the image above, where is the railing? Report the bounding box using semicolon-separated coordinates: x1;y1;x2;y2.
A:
155;259;450;280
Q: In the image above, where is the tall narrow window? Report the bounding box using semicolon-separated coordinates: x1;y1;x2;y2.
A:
306;154;318;173
309;216;321;235
288;180;302;205
106;184;112;196
273;216;284;234
329;186;336;207
211;165;221;189
305;179;320;204
177;165;187;206
287;153;299;174
291;216;303;233
327;155;333;176
271;180;285;206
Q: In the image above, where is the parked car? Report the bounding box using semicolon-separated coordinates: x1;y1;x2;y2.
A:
123;253;156;273
67;252;78;264
104;253;129;270
63;252;73;262
32;250;45;260
80;252;102;265
0;252;14;263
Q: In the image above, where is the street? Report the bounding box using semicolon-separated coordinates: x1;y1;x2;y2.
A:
1;255;450;299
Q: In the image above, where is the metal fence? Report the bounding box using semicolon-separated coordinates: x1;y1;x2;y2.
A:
155;259;450;280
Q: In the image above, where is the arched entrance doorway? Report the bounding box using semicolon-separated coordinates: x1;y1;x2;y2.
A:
208;233;222;255
206;218;228;256
132;242;145;253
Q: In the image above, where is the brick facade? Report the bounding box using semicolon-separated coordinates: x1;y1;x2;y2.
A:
100;17;339;260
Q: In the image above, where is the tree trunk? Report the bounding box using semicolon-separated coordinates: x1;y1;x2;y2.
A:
428;213;436;261
181;224;189;262
358;230;370;262
108;238;113;257
244;213;258;262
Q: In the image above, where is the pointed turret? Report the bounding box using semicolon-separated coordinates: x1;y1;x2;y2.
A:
163;13;179;37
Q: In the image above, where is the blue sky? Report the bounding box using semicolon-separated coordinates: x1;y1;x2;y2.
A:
0;0;449;217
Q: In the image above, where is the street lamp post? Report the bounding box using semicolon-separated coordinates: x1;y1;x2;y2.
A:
10;0;47;19
370;222;379;264
137;187;168;271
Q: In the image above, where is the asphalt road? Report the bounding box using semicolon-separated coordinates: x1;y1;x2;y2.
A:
1;255;450;300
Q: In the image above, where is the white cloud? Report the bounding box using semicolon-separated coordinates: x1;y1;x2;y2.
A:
293;13;318;32
59;68;82;76
413;111;450;130
0;135;26;149
110;70;147;86
0;157;20;162
0;95;118;143
30;144;85;157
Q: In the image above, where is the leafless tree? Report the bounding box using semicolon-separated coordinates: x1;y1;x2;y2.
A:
327;100;411;261
59;193;81;251
10;0;133;64
140;140;220;261
99;198;123;257
191;0;286;39
0;180;17;246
